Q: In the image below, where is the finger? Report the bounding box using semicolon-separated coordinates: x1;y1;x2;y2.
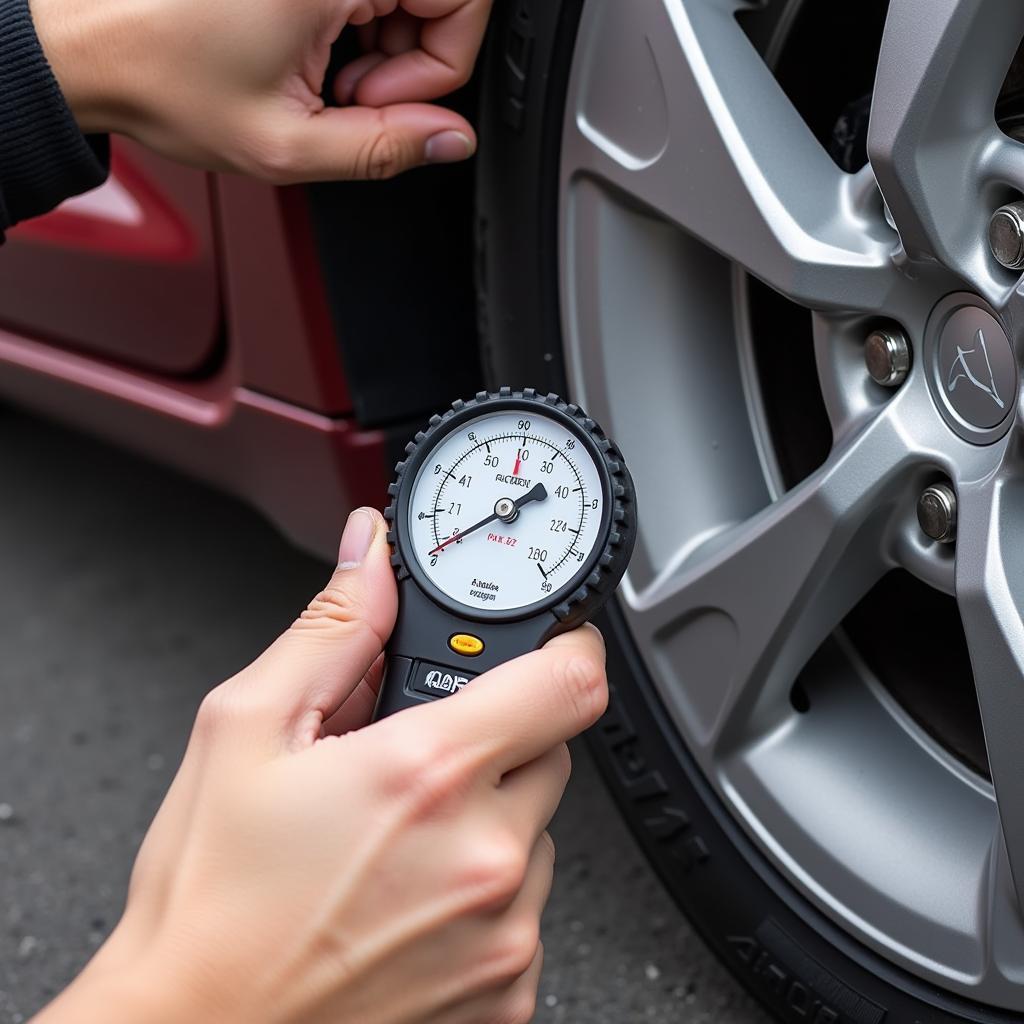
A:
498;744;572;844
269;103;476;183
414;624;607;775
228;508;397;747
320;653;386;737
503;833;556;938
334;52;387;106
499;942;544;1023
336;11;421;104
439;943;544;1024
352;0;493;106
470;835;553;991
407;837;553;1020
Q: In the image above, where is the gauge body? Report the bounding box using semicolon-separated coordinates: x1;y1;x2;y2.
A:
374;389;635;719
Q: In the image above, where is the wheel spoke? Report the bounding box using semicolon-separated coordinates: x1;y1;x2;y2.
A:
868;0;1024;300
982;829;1024;988
956;474;1024;912
562;0;900;313
626;401;915;755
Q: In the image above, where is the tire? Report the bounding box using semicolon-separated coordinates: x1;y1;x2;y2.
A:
475;2;1021;1021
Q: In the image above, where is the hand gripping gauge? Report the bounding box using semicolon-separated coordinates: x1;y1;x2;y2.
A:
372;388;636;720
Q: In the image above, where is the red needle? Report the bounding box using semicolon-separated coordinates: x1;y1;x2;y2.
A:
513;451;522;476
428;533;464;556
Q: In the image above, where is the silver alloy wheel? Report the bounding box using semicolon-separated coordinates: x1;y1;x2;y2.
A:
557;0;1024;1010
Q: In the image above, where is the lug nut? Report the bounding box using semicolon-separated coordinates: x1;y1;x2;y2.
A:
989;201;1024;270
917;483;957;544
864;328;911;388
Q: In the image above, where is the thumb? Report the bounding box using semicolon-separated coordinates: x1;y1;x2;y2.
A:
276;104;476;182
239;508;398;747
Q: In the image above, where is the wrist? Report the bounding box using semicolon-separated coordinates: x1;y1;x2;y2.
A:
29;0;138;135
33;928;245;1024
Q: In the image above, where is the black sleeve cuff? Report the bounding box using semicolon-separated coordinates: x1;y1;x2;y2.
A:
0;0;110;233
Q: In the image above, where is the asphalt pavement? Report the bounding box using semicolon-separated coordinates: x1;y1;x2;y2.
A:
0;411;769;1024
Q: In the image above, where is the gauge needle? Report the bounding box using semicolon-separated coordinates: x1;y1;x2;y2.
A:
428;483;548;556
513;451;522;476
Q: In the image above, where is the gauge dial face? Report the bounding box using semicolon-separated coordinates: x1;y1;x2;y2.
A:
407;410;606;613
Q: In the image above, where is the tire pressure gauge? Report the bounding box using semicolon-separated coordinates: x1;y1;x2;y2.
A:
373;388;636;720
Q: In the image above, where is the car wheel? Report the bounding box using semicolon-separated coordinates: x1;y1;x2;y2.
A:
476;1;1024;1021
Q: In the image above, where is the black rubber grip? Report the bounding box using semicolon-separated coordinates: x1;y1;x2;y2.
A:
371;580;566;720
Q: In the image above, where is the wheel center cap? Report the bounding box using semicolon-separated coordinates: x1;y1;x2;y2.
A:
927;294;1017;445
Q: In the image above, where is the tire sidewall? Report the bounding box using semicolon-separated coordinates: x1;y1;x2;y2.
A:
475;2;1012;1021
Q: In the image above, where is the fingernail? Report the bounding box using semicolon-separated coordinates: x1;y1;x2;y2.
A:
338;509;376;569
425;130;474;164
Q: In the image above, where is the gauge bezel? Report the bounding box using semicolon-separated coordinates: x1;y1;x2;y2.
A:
393;396;616;624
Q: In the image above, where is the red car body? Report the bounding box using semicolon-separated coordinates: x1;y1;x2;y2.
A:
1;140;390;558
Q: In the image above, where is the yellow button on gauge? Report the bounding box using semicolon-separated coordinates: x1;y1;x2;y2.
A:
449;633;485;657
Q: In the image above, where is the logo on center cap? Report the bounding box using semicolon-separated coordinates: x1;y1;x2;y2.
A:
946;328;1006;410
928;297;1017;443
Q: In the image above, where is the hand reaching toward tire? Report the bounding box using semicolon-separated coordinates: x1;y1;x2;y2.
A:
33;509;607;1024
30;0;492;182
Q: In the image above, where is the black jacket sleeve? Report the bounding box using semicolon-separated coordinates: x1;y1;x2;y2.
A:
0;0;110;242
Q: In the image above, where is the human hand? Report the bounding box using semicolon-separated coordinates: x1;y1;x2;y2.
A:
30;0;492;182
36;508;607;1024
